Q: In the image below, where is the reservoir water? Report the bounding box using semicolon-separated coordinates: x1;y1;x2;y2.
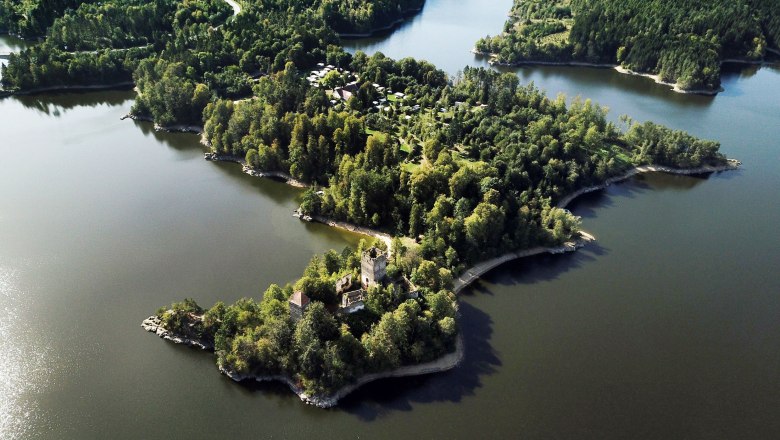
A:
2;0;780;437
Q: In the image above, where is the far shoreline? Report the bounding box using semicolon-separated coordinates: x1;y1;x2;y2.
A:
337;6;423;38
474;48;780;95
0;81;134;99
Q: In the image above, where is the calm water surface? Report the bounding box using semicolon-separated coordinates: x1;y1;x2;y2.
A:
2;0;780;438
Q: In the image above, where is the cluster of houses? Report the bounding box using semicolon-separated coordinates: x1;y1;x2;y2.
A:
305;63;421;115
306;63;340;86
289;247;418;321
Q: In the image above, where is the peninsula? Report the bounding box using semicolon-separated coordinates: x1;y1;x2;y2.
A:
1;0;737;407
474;0;780;94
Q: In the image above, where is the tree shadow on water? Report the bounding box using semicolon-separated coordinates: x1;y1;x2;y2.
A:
512;245;603;286
565;169;730;220
336;301;500;420
467;241;608;292
565;179;652;219
12;89;133;115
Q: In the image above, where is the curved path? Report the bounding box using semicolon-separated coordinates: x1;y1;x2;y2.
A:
224;0;242;16
452;161;739;294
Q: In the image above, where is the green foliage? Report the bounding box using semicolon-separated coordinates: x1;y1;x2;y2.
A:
46;0;178;51
133;59;212;126
320;0;425;34
476;0;780;91
11;0;729;399
161;245;457;394
159;298;206;338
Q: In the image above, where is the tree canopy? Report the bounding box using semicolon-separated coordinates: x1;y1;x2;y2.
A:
475;0;780;91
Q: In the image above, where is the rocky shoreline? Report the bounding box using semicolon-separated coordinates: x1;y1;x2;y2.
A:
140;315;213;350
142;314;463;408
204;152;309;187
452;232;595;294
612;66;722;96
309;214;394;253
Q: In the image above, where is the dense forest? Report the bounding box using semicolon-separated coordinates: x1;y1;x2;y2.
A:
475;0;780;91
205;55;725;275
158;241;458;394
1;0;730;397
0;0;94;37
321;0;425;34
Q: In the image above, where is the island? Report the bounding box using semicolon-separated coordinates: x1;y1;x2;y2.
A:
474;0;780;94
1;0;738;406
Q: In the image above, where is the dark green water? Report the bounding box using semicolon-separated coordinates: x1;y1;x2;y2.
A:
2;1;780;438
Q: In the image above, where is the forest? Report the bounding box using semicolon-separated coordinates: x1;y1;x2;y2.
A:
1;0;728;396
158;241;458;395
204;56;725;276
475;0;780;91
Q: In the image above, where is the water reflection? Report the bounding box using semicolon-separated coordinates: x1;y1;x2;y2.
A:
0;262;52;440
0;35;33;53
11;90;133;116
339;301;500;420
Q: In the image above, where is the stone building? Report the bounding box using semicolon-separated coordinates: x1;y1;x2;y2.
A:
361;247;387;288
289;248;395;319
335;273;353;294
340;289;365;314
289;290;310;322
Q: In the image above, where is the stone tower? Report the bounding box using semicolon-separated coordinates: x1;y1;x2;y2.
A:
288;290;310;322
361;247;387;288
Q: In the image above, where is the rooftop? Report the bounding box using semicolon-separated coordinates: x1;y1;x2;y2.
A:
289;290;310;308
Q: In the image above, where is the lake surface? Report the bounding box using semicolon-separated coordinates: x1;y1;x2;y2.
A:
3;0;780;438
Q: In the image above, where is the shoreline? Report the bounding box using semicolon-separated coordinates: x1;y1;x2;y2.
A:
451;160;740;294
203;153;396;249
475;49;778;95
122;113;204;134
203;152;309;188
555;161;740;209
338;7;423;38
309;214;394;253
452;232;596;294
0;81;134;98
142;314;463;408
612;66;722;95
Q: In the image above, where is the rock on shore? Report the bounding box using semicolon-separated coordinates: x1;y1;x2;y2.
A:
141;315;212;350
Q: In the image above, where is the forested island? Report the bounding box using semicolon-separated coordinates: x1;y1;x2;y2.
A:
474;0;780;93
1;0;737;405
